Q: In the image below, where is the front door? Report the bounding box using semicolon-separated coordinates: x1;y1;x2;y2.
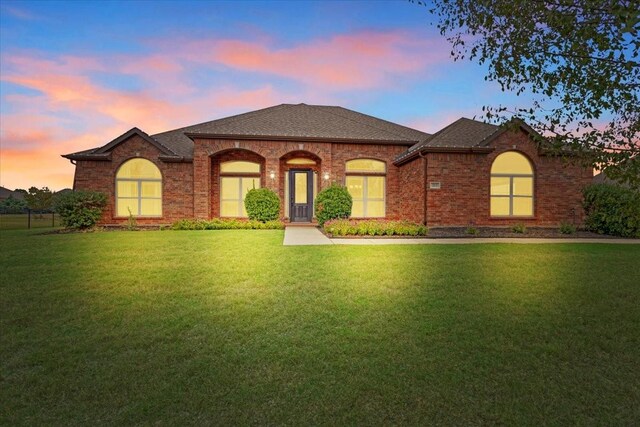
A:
289;169;313;222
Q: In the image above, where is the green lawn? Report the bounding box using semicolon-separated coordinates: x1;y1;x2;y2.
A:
1;230;639;425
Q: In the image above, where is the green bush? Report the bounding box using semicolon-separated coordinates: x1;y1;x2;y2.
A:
466;227;478;235
172;218;285;230
314;184;352;226
0;196;27;214
583;184;640;238
323;219;428;237
512;223;527;234
53;191;107;229
559;221;576;235
244;188;280;222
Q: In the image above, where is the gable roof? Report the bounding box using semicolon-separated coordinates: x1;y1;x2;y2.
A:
63;104;431;161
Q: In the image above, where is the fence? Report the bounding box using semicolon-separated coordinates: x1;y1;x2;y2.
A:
0;210;61;230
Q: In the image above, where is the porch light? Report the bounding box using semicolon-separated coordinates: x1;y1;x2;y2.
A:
323;172;330;180
269;171;275;180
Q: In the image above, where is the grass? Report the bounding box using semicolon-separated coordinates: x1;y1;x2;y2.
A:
0;213;61;230
1;229;639;424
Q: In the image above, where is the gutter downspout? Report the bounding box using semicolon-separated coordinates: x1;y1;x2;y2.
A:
419;151;427;226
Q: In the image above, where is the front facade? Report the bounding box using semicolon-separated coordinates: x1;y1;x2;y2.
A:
64;103;593;227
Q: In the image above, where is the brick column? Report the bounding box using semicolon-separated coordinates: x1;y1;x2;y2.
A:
193;147;210;219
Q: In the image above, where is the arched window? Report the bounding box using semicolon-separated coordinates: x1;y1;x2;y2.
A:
490;152;534;216
220;161;261;217
345;159;386;218
116;158;162;217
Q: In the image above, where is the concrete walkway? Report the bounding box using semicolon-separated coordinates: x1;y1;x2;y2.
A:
283;226;640;246
283;226;333;246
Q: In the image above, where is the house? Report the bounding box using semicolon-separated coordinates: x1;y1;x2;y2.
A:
0;186;25;201
62;103;593;226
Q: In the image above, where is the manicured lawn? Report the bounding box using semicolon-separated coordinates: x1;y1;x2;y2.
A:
1;230;639;424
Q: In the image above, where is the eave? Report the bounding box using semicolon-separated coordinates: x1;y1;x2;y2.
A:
394;146;494;166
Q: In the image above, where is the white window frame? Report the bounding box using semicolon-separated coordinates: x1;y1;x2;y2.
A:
346;175;386;218
220;176;260;218
115;161;162;218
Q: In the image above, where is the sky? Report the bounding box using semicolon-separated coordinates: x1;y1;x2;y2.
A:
0;0;526;191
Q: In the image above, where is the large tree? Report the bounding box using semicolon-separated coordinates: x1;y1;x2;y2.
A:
419;0;639;188
24;187;54;212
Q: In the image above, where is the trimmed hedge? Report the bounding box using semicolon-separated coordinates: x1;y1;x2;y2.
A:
314;184;352;225
244;188;280;222
172;218;285;230
53;191;107;229
583;184;640;238
324;219;428;237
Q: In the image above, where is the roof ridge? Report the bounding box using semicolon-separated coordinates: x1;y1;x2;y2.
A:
151;104;291;137
330;106;431;139
311;105;422;141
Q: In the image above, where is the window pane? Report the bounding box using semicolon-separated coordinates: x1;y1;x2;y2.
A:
221;177;240;200
367;201;385;217
221;200;240;217
491;152;532;175
346;176;364;199
141;181;161;198
220;161;260;173
117;181;138;197
513;197;533;216
490;197;510;216
346;159;386;173
117;158;161;179
490;177;510;196
351;200;364;217
294;173;307;204
286;158;316;165
241;177;260;195
513;177;533;196
117;198;139;216
367;177;385;199
141;199;162;216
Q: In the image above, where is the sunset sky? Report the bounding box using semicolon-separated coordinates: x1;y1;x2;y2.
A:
0;0;529;191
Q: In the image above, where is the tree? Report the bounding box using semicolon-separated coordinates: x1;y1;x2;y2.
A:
419;0;639;189
0;196;28;214
24;187;54;212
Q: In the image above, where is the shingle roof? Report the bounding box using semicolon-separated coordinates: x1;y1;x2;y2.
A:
395;118;500;163
64;103;432;161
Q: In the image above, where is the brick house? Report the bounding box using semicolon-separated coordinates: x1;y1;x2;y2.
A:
63;103;592;226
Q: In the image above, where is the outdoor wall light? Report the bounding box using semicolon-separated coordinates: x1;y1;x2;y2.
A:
323;172;330;180
269;171;276;180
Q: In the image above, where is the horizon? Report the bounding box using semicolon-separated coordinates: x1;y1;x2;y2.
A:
1;0;533;191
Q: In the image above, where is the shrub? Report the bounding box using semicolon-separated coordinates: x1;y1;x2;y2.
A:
314;184;352;226
466;227;478;235
0;196;27;214
559;221;576;235
583;184;640;238
323;219;428;237
172;218;285;230
53;191;107;229
244;188;280;222
512;223;527;234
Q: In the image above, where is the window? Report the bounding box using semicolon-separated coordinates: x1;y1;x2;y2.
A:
345;159;386;217
219;161;261;217
286;158;316;165
116;158;162;217
490;151;534;216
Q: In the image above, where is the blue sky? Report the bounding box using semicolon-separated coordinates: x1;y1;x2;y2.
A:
0;0;524;189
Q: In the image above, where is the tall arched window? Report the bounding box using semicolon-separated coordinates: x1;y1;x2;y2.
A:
490;152;534;216
345;159;386;218
116;158;162;217
220;161;261;217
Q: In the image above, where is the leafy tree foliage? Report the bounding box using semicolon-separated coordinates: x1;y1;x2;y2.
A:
24;186;54;211
0;196;28;214
420;0;639;188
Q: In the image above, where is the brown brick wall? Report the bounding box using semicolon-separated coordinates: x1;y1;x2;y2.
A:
72;129;591;227
423;130;592;227
73;135;193;224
